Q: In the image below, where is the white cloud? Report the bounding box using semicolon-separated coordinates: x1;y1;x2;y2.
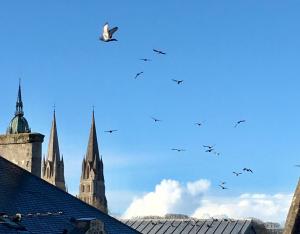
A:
187;179;210;196
192;193;292;223
122;178;292;224
122;179;210;218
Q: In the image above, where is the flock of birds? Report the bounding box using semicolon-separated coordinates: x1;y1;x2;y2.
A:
99;23;254;192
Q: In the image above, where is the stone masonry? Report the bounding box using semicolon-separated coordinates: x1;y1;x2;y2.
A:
0;133;44;177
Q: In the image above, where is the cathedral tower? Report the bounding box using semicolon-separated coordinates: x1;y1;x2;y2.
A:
42;110;66;191
284;178;300;233
0;83;44;177
79;111;108;213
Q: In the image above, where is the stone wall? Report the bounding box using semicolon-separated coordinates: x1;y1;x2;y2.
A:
0;133;44;177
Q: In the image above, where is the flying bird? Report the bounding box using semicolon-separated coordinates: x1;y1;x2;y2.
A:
99;22;118;42
172;79;184;85
219;185;228;190
233;172;242;176
140;58;151;62
151;117;161;122
171;148;186;152
134;72;144;79
234;120;246;128
243;168;253;173
195;121;205;127
203;145;215;149
205;148;214;153
153;49;166;55
295;165;300;167
104;130;118;133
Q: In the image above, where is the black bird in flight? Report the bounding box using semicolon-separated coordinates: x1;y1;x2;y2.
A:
151;116;161;122
220;181;226;185
234;120;246;128
140;58;151;62
172;79;184;85
134;71;144;79
104;130;118;133
171;148;186;152
243;168;253;173
99;22;118;42
153;49;166;55
205;148;214;153
203;145;215;149
219;185;228;190
214;151;220;156
195;121;205;127
233;172;242;176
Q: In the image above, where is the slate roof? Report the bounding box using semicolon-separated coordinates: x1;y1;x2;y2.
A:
0;156;139;234
122;218;265;234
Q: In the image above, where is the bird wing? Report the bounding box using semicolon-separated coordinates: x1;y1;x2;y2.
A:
102;23;110;40
109;27;118;36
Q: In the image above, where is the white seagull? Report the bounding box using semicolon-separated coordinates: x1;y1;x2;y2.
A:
99;22;118;42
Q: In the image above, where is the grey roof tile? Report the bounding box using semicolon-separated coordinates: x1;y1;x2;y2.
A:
171;220;190;234
222;220;239;234
148;220;166;234
230;220;247;233
136;221;151;233
122;218;266;234
213;220;231;234
0;156;139;234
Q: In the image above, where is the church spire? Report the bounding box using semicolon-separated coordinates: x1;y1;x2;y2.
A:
15;80;24;117
86;110;100;163
7;81;30;134
79;110;107;213
47;109;60;162
284;178;300;233
42;109;66;191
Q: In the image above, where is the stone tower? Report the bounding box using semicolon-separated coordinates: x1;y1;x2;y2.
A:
79;111;108;213
42;110;66;191
284;178;300;234
0;83;44;177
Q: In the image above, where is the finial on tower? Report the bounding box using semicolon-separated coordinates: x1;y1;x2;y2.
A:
15;79;24;116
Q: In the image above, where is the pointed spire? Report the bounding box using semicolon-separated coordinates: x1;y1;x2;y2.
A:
86;110;100;163
42;109;66;191
46;109;60;162
284;178;300;233
15;79;24;116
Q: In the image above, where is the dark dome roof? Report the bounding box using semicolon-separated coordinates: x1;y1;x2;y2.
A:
7;115;31;134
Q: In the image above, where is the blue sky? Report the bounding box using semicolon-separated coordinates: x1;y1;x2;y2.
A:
1;0;300;220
